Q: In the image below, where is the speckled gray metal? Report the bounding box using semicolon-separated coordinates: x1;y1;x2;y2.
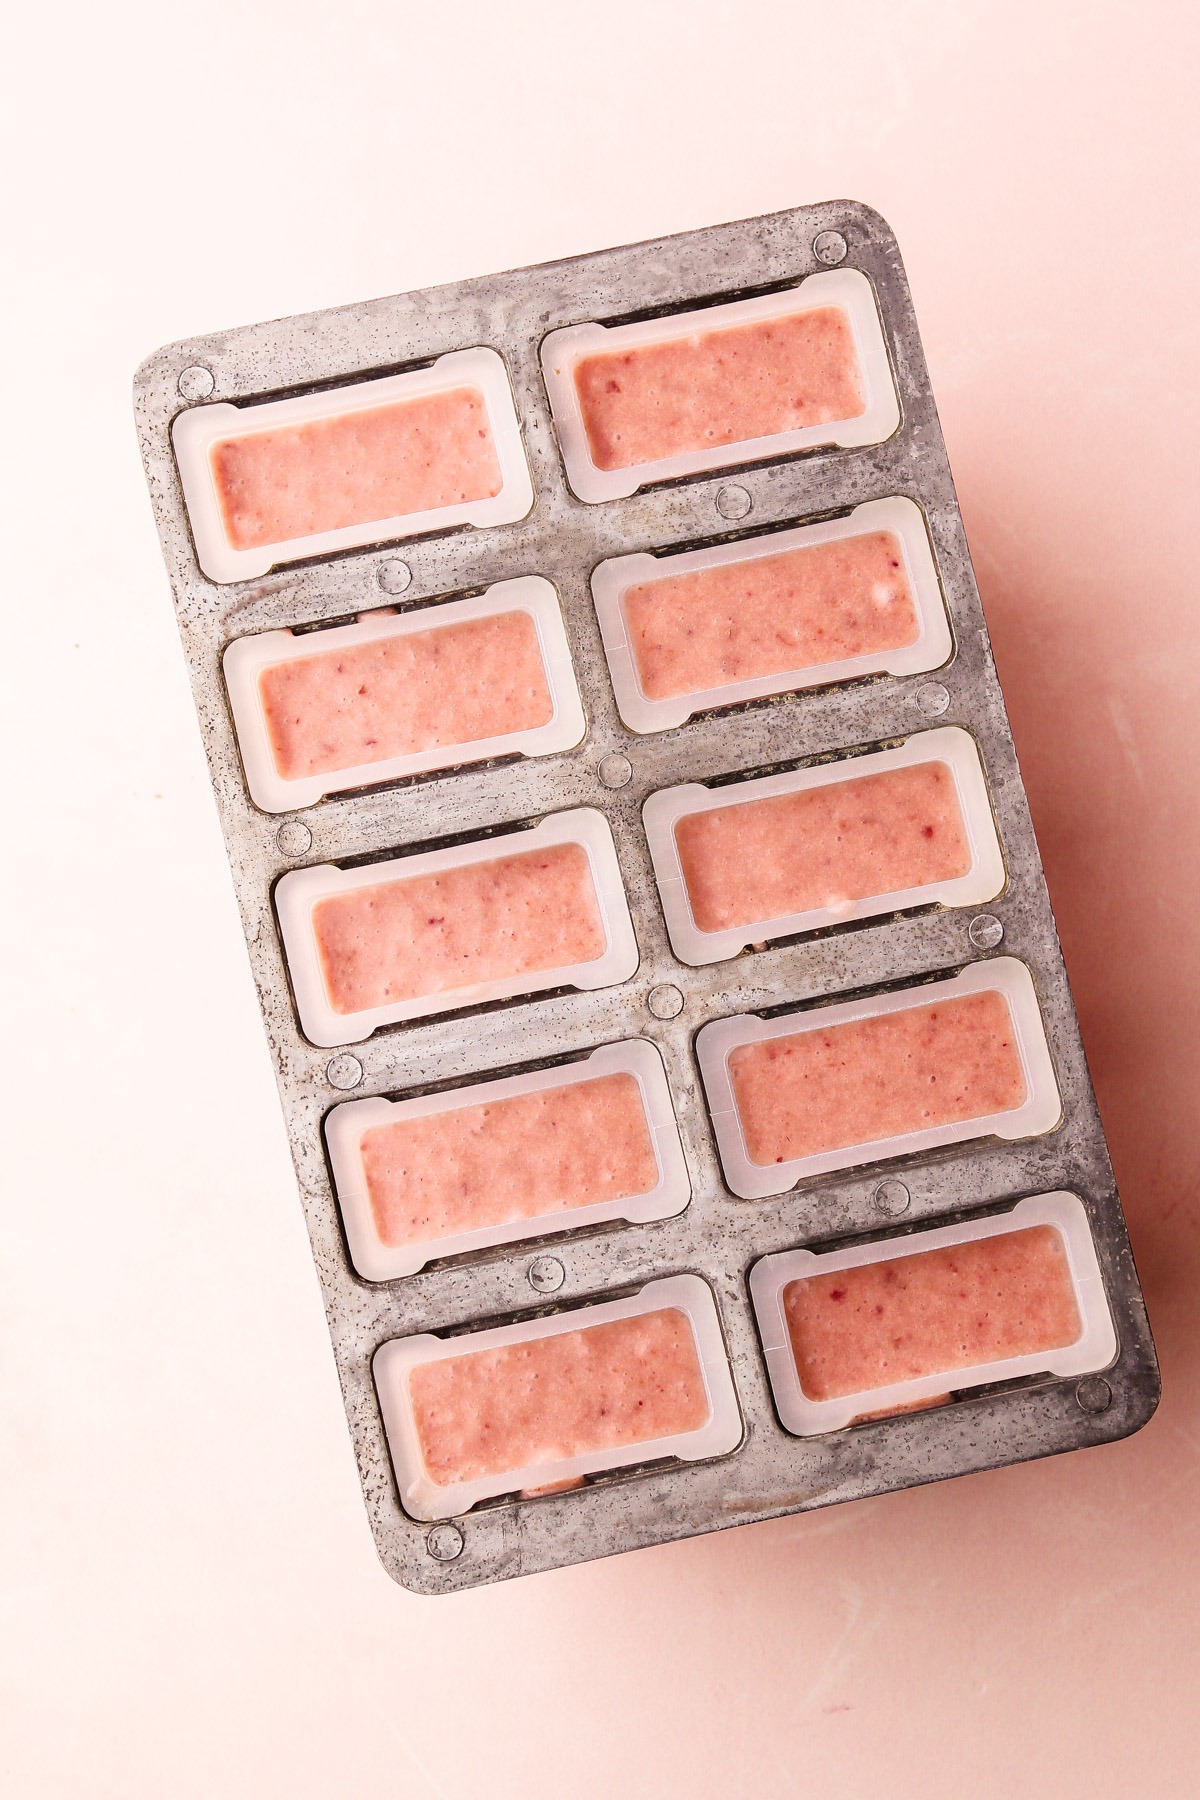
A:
133;200;1159;1593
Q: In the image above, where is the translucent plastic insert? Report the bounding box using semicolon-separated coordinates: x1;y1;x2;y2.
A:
749;1192;1117;1434
223;576;584;812
541;269;899;503
591;497;950;733
697;958;1061;1199
375;1274;741;1519
275;808;639;1047
173;349;533;583
644;727;1004;966
325;1040;689;1279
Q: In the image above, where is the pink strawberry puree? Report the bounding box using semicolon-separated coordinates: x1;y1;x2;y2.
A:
574;307;865;471
623;531;918;702
211;387;501;550
783;1225;1082;1402
258;610;552;781
312;841;606;1015
675;760;971;934
408;1309;709;1486
729;989;1027;1166
361;1072;658;1248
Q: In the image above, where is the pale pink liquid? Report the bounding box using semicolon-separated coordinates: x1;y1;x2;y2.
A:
362;1072;658;1248
623;531;918;703
783;1225;1082;1401
729;989;1028;1166
408;1309;710;1485
575;307;865;471
675;760;971;933
259;610;552;780
312;841;606;1015
212;386;501;549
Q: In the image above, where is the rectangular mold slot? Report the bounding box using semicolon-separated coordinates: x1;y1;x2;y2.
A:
541;269;899;504
749;1191;1117;1435
374;1273;741;1521
223;576;585;813
643;726;1004;966
697;957;1062;1199
172;348;533;583
591;496;950;733
275;808;639;1047
325;1039;690;1280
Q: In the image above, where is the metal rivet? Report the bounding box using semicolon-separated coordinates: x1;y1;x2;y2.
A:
325;1054;363;1091
376;559;412;595
276;820;312;858
813;230;848;267
648;984;684;1020
1075;1376;1113;1415
874;1179;911;1217
528;1255;565;1294
426;1523;464;1561
968;913;1004;951
597;753;632;789
715;484;752;521
914;682;951;717
177;365;215;401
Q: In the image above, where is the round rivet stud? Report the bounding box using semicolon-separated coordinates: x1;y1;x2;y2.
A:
325;1054;363;1091
716;484;752;521
426;1523;464;1562
969;913;1004;951
276;820;312;858
528;1255;565;1294
376;558;412;595
648;984;684;1020
874;1179;911;1217
1075;1375;1113;1415
597;753;632;790
177;364;215;401
813;230;848;267
914;682;951;718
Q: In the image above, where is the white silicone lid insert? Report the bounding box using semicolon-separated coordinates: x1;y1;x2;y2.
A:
590;496;952;734
275;807;639;1048
643;727;1005;966
749;1191;1118;1436
325;1039;690;1280
541;269;899;504
173;348;534;584
697;957;1063;1199
223;576;585;813
374;1273;742;1520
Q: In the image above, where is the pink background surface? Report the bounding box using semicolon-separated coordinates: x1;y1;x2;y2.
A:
3;3;1198;1795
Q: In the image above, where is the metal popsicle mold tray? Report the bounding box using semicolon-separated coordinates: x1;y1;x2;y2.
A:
134;200;1159;1592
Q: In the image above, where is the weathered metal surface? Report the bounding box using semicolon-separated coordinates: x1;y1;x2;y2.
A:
133;201;1158;1593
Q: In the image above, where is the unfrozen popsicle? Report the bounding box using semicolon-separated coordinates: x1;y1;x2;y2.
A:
782;1224;1082;1403
361;1072;658;1249
312;841;606;1015
407;1308;710;1486
623;530;918;703
729;989;1027;1167
575;307;865;472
